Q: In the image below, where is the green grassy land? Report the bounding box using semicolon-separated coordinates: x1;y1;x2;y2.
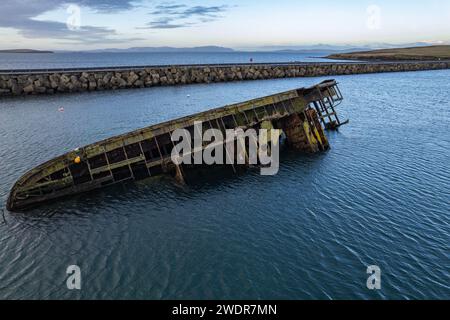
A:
327;45;450;61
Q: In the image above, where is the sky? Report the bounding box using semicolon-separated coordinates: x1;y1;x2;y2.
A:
1;0;450;50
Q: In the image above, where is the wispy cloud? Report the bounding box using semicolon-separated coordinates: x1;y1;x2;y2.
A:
77;0;138;12
0;0;141;43
178;5;229;19
143;2;229;29
145;17;192;29
152;4;188;15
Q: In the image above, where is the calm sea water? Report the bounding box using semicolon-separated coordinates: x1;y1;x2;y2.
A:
0;51;343;70
0;70;449;299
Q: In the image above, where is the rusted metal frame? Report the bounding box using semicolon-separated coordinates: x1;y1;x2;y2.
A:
326;98;341;125
145;90;298;137
319;112;337;119
168;129;186;183
312;101;325;127
261;104;271;119
270;101;286;117
230;113;239;128
254;104;270;121
243;108;258;126
217;112;248;165
191;120;207;168
36;180;49;196
270;103;281;116
251;106;260;123
331;86;342;101
326;84;340;101
259;102;277;163
334;84;344;101
34;187;44;197
324;96;333;109
228;113;250;166
246;113;261;167
153;136;165;172
326;87;335;103
8;82;347;211
301;110;317;153
324;86;343;112
35;181;65;199
315;94;326;113
307;108;327;151
138;140;152;177
286;99;299;115
218;117;236;173
316;87;330;109
62;149;91;188
28;92;278;192
257;105;271;122
192;120;202;144
66;160;76;189
25;176;66;190
241;110;250;124
19;177;109;209
90;156;143;173
205;119;227;161
321;87;341;125
317;99;334;125
280;100;290;115
82;151;95;182
217;117;237;165
169;130;177;152
303;108;314;129
316;88;336;125
121;143;135;181
206;119;216;131
102;146;114;182
330;84;344;117
304;109;326;151
321;94;333;110
207;120;220;145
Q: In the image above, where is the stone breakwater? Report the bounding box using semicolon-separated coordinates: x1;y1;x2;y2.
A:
0;61;449;96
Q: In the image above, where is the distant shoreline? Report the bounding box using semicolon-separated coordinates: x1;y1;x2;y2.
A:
0;49;53;54
327;45;450;61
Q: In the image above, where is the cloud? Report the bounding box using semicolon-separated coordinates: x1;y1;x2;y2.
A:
144;3;229;29
151;4;188;15
0;1;230;43
145;17;191;29
0;0;141;43
76;0;137;12
178;5;229;19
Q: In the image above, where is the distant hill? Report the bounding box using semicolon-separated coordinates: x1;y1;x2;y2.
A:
255;45;370;52
241;42;439;52
0;49;53;53
69;46;235;53
271;48;368;54
327;45;450;61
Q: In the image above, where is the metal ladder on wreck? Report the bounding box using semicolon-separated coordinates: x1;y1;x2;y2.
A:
311;83;349;130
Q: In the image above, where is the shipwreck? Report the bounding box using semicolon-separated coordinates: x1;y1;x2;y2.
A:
7;79;347;211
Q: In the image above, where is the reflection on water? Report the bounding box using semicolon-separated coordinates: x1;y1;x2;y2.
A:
0;70;449;299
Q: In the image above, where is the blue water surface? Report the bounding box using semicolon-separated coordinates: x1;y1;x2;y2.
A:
0;51;344;70
0;69;449;299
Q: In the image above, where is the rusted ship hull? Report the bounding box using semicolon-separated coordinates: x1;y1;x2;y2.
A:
7;80;345;211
